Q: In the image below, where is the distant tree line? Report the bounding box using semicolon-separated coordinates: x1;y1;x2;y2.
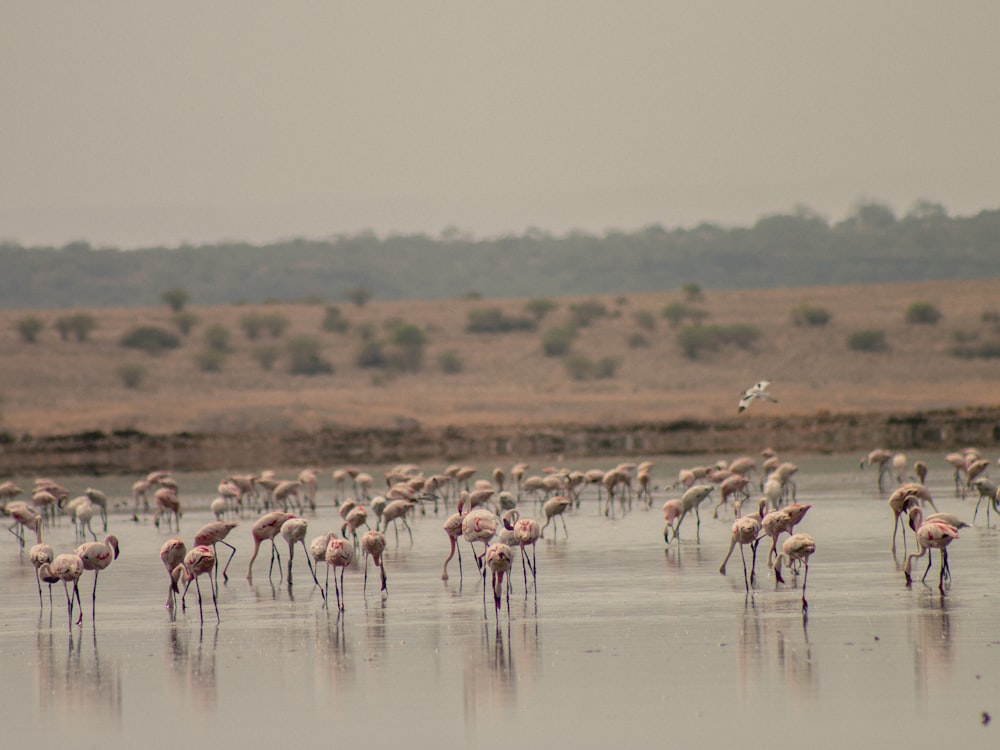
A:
1;201;999;309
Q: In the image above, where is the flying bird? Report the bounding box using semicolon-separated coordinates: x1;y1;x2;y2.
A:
738;380;777;413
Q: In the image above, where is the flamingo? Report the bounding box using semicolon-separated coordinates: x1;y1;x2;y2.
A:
360;529;388;598
441;510;465;582
511;509;541;593
172;545;219;624
246;511;294;583
308;532;338;601
719;514;762;592
29;542;55;609
38;553;84;631
485;543;514;623
7;505;42;550
540;495;571;539
160;537;187;609
461;507;498;581
341;505;369;549
669;485;714;542
379;499;417;545
861;448;893;492
324;537;354;612
774;533;816;612
280;517;319;586
194;520;239;583
904;507;959;594
75;534;120;622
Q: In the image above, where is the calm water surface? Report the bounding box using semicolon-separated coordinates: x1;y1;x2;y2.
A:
2;454;998;748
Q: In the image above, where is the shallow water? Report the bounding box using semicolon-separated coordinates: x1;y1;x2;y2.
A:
2;455;998;748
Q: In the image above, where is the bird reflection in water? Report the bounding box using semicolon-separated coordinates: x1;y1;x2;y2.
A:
912;597;954;706
166;623;218;714
735;599;818;710
35;623;122;726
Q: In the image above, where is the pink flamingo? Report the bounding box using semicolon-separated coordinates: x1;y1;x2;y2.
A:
441;510;465;582
159;537;187;609
324;537;354;612
29;542;55;609
461;507;498;574
360;529;388;598
171;545;219;624
662;499;683;543
774;533;816;611
75;534;120;622
511;509;541;593
540;495;572;539
280;517;319;586
485;543;514;623
246;511;294;583
904;507;960;594
38;553;84;631
719;514;761;592
194;520;239;583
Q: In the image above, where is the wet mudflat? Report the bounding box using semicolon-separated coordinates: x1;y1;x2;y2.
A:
1;454;998;748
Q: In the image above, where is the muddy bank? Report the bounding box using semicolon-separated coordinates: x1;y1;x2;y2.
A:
2;406;999;476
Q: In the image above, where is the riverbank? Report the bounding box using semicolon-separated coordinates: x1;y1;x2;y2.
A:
2;406;998;475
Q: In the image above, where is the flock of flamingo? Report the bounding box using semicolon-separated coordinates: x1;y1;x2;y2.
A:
2;441;998;631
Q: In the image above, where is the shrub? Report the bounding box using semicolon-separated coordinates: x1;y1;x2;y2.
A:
847;329;889;352
356;340;388;368
262;313;290;337
791;304;832;327
287;335;333;375
194;348;225;372
239;312;266;340
251;345;280;370
172;311;200;336
388;322;428;372
161;288;190;312
466;307;537;333
345;286;373;307
633;310;656;331
568;300;609;327
524;298;558;321
116;363;147;389
438;349;464;374
981;310;1000;324
682;282;703;301
676;324;761;359
15;316;44;343
120;326;181;355
563;355;593;381
54;313;98;341
594;356;622;379
542;325;577;356
905;302;942;325
628;332;650;348
204;324;231;353
661;302;708;328
950;341;1000;359
321;306;350;333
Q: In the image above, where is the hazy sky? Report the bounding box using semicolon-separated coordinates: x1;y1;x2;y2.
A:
2;2;998;248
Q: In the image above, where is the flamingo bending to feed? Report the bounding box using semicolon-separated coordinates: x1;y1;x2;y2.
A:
719;514;762;592
160;537;187;609
774;533;816;612
171;545;219;624
246;511;294;583
904;507;960;594
360;529;388;598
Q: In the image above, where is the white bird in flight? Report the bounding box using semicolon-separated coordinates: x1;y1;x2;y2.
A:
738;380;777;413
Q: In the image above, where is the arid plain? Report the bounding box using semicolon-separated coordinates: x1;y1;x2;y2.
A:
1;278;998;438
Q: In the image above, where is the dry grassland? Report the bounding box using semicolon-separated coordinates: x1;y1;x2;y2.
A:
1;279;998;437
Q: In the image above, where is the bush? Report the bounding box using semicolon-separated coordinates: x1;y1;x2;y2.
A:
542;325;578;356
524;298;558;321
905;302;942;324
438;349;464;374
950;341;1000;359
676;324;761;359
194;349;225;372
172;311;200;336
594;356;622;378
239;312;266;340
564;354;622;381
262;313;290;337
628;332;650;348
681;282;703;301
568;300;609;327
356;340;387;368
981;310;1000;324
287;335;333;375
466;307;537;333
161;288;190;312
15;316;44;343
847;329;889;352
791;304;832;327
116;363;147;389
345;286;373;307
321;306;350;333
661;302;708;328
251;345;280;370
204;324;231;353
388;322;428;372
633;310;656;331
120;326;181;355
54;313;98;341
